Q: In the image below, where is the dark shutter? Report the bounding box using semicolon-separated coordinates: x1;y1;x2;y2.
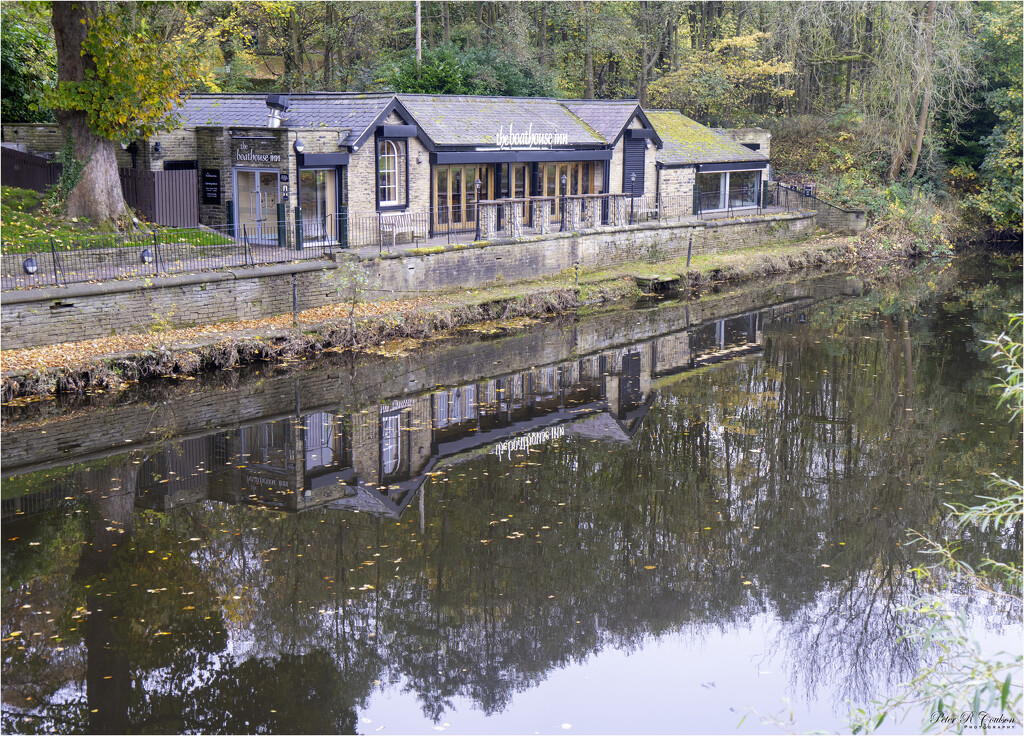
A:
623;138;645;196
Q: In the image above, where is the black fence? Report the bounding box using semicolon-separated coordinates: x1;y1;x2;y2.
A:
694;182;800;219
1;222;336;291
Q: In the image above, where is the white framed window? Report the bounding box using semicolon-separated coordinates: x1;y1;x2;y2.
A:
698;170;761;211
382;413;401;475
377;139;407;207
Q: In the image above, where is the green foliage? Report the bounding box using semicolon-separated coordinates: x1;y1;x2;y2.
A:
0;2;55;122
51;6;202;143
47;136;85;213
382;43;553;97
648;33;794;126
984;313;1023;421
962;5;1023;233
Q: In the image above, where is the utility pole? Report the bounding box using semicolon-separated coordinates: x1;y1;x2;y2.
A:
415;0;422;67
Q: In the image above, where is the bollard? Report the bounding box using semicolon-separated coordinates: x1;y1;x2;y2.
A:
277;202;287;249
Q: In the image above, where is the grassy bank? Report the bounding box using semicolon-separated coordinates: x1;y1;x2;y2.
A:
0;235;893;402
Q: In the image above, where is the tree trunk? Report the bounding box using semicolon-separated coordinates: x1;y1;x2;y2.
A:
52;1;127;223
415;0;422;66
288;8;305;91
323;5;336;89
906;0;937;180
584;3;595;98
539;3;547;67
443;2;450;44
77;457;138;736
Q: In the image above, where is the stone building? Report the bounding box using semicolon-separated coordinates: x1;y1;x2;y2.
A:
647;110;770;215
3;93;771;242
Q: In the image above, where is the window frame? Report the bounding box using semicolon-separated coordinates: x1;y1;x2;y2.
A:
376;137;408;211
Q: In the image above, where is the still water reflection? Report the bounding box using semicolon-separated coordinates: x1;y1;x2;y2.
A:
2;255;1021;734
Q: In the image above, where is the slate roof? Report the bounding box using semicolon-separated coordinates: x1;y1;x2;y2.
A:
647;110;768;166
175;93;395;147
398;94;605;147
559;100;641;144
173;94;764;161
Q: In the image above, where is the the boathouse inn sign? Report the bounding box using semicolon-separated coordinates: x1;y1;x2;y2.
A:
495;123;570;149
232;137;282;166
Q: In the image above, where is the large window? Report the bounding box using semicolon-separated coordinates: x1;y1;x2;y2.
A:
728;170;760;208
697;172;726;211
542;162;600;221
377;139;407;207
697;170;761;212
434;165;491;228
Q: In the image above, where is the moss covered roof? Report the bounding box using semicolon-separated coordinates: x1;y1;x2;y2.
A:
647;110;768;166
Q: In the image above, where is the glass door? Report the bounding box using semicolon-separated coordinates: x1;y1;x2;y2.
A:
299;169;338;243
235;169;280;245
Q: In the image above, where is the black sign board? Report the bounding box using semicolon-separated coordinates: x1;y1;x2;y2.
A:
202;169;221;205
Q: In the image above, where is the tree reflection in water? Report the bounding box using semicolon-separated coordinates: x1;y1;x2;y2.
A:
2;254;1020;734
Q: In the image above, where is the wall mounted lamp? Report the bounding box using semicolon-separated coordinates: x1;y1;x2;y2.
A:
140;248;155;265
293;138;305;154
22;257;38;275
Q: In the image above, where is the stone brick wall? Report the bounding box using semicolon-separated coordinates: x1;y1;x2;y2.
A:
784;188;867;233
152;129;198;169
715;127;771;158
658;166;695;215
2;124;62;156
608;138;624;195
346;143;377;226
1;213;814;349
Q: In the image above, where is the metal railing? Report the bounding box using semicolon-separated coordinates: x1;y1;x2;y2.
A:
1;187;804;291
1;222;336;291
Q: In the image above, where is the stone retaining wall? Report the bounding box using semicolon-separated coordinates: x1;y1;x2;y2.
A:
1;272;847;474
1;213;815;350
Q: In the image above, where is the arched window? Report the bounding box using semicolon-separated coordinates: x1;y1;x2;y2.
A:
377;139;407;207
381;413;401;475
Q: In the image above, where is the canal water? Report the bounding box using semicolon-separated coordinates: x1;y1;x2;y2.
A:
2;254;1021;735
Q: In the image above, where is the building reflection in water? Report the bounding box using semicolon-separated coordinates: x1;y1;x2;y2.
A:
3;302;807;523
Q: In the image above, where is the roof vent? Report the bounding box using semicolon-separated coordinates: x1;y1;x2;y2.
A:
266;94;290;129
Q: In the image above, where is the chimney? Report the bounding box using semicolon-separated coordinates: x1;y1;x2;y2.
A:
266;94;290;129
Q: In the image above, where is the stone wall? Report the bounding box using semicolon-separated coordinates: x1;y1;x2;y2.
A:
658;166;696;214
783;188;867;233
196;127;231;226
715;127;772;158
2;124;62;156
1;213;815;349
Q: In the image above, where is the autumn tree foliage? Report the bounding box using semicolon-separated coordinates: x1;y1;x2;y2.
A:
50;1;202;223
647;33;793;125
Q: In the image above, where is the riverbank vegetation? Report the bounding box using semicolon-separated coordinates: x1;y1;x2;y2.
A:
1;2;1020;240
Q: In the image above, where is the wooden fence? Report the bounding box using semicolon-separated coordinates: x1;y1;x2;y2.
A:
119;168;198;228
2;148;198;227
1;147;62;193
